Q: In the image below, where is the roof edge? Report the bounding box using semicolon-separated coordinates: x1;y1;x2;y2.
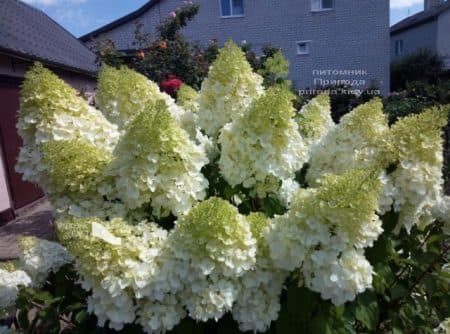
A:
390;3;450;35
0;48;97;77
390;16;436;35
79;0;160;41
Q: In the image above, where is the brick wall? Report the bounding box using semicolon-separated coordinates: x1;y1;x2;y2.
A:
86;0;390;94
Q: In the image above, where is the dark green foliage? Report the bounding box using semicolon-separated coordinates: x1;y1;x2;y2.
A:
391;49;445;91
157;4;199;40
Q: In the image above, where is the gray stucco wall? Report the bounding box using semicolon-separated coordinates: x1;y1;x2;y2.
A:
390;21;438;61
86;0;390;94
437;9;450;68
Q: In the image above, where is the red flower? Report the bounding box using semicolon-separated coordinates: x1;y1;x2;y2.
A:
137;50;145;59
159;41;167;49
161;74;183;97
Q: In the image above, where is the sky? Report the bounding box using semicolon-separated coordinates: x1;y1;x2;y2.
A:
21;0;425;38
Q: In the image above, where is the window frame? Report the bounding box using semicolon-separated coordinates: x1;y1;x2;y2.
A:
296;40;312;55
395;39;404;56
220;0;245;18
311;0;334;12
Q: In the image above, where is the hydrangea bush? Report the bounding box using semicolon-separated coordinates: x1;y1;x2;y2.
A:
1;41;449;333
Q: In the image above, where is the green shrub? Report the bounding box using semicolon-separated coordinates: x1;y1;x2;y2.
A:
391;49;444;91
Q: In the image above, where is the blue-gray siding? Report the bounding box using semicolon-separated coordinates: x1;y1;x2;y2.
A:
85;0;390;93
390;21;438;60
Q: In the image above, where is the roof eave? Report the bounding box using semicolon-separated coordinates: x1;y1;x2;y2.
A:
390;16;437;35
0;48;98;77
79;0;160;41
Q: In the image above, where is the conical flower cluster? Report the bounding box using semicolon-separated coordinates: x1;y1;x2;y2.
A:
57;217;172;331
197;40;263;138
306;98;389;186
219;86;307;197
296;94;334;149
16;63;119;186
169;198;257;321
388;106;449;232
108;101;208;217
267;169;383;304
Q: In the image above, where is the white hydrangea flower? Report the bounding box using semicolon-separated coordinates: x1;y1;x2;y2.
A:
432;196;450;235
434;317;450;334
18;237;72;285
278;178;300;207
87;285;136;331
267;170;382;305
303;248;373;305
0;268;32;315
306;98;389;186
232;213;287;332
219;87;308;197
387;107;449;232
296;94;334;152
137;295;186;334
197;40;263;139
168;198;257;321
97;65;195;138
57;218;175;331
108;102;208;217
16;63;119;187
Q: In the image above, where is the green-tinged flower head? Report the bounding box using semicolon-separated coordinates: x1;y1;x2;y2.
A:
247;212;271;257
0;261;19;272
306;98;390;186
219;86;308;196
296;94;334;144
57;217;168;330
19;63;118;149
16;63;119;190
19;63;79;143
267;168;383;281
109;101;208;217
294;169;383;248
387;106;449;233
56;216;167;288
171;197;256;276
17;236;72;284
198;40;263;138
41;139;112;196
243;86;296;147
259;50;289;79
177;84;199;113
391;105;449;164
97;65;168;128
57;217;138;274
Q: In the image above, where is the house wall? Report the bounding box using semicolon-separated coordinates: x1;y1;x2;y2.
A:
390;21;438;61
0;146;12;213
437;9;450;68
85;0;390;94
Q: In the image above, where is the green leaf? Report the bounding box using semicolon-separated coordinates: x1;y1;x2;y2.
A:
17;309;30;330
390;283;409;301
74;310;88;324
352;291;379;330
366;236;394;264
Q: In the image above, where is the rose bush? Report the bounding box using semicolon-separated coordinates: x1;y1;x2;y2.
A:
1;41;449;333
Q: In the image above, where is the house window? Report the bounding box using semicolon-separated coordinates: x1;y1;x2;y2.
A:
311;0;334;11
297;41;311;55
221;0;244;17
395;40;403;56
